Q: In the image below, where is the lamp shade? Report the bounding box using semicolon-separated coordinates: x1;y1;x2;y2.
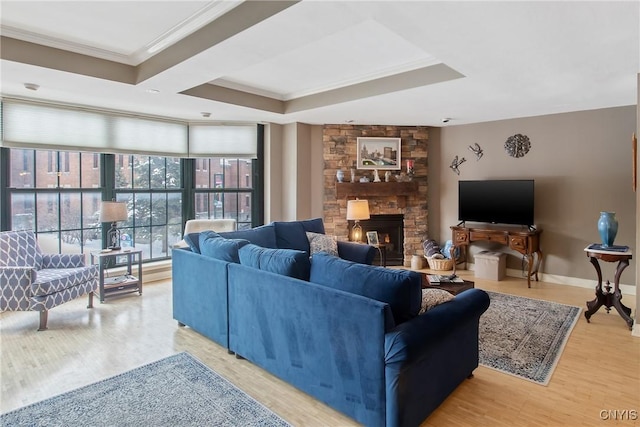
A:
100;201;127;222
346;199;370;221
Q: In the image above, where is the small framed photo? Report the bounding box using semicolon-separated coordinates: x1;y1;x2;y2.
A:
366;231;379;246
356;137;401;170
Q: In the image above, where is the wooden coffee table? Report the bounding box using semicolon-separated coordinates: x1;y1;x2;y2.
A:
421;273;475;296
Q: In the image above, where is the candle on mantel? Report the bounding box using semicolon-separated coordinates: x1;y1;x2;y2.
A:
406;159;415;176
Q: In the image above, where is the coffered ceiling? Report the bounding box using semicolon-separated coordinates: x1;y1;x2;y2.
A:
1;1;638;126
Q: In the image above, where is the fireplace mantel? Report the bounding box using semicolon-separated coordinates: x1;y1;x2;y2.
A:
336;181;418;208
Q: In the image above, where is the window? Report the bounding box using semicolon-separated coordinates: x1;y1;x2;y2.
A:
115;155;182;261
62;152;70;172
6;148;102;253
194;157;255;229
47;151;54;173
22;150;29;171
1;121;264;262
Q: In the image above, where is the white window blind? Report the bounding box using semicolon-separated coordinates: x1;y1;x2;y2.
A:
111;116;187;155
2;102;109;150
189;125;257;158
1;100;188;156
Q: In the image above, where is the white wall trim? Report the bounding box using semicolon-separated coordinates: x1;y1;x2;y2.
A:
465;263;637;296
532;270;636;296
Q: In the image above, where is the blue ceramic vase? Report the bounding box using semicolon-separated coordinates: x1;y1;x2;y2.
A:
597;211;618;247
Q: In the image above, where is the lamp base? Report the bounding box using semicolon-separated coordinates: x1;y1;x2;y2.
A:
351;222;363;243
106;223;122;251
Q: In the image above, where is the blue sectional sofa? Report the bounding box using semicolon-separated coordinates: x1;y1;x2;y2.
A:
172;218;377;348
171;219;490;427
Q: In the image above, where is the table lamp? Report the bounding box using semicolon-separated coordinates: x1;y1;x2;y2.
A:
100;200;128;250
346;199;370;242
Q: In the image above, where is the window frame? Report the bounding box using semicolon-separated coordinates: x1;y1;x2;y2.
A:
0;124;265;262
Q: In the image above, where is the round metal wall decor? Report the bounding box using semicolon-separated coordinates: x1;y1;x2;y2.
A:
504;134;531;158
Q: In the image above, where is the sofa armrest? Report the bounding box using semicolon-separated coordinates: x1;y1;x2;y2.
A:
384;289;490;364
42;253;85;268
0;267;35;310
337;241;377;264
172;248;231;348
383;288;490;427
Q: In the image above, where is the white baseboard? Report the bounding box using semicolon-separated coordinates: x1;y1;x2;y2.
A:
466;263;636;296
531;270;637;297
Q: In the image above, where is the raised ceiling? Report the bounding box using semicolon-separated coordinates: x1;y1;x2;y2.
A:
1;0;638;126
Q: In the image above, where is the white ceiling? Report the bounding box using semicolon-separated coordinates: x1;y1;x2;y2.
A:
1;0;638;126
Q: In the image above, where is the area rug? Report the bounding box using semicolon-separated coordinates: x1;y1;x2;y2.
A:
479;291;581;385
0;352;291;427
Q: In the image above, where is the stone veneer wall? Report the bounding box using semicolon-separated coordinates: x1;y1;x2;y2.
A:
322;124;429;266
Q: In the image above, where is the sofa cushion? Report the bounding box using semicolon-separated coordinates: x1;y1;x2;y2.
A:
238;244;311;281
306;232;338;257
310;253;421;324
272;218;325;253
199;231;250;263
419;288;455;314
218;224;277;249
184;232;202;254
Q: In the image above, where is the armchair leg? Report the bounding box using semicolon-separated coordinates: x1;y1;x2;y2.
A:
87;291;94;309
38;310;48;331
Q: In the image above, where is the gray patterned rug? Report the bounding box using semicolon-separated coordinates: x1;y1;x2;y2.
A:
0;352;291;427
479;291;581;385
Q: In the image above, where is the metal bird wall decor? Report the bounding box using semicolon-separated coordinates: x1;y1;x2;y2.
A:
450;156;466;175
468;143;483;160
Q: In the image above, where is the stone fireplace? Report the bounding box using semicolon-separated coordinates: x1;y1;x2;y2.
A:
322;125;429;266
354;214;405;266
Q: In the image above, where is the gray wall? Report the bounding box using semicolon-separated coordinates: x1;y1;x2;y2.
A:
431;106;637;285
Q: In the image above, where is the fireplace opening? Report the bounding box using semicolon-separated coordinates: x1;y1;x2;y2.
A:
350;214;404;266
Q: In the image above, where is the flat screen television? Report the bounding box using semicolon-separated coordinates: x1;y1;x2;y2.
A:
458;179;535;227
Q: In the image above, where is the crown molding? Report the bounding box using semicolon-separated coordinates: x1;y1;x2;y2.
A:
1;25;134;64
0;1;244;66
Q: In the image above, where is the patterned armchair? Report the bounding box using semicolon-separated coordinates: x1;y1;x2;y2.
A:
0;230;99;331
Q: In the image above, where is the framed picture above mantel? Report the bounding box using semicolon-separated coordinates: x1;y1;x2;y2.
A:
356;137;401;170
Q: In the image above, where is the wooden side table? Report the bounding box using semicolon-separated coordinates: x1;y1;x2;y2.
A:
451;224;543;288
90;248;143;303
583;246;633;330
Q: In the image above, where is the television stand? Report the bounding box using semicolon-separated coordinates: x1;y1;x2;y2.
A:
450;224;543;288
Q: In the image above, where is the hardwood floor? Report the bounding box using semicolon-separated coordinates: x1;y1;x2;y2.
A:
1;271;638;426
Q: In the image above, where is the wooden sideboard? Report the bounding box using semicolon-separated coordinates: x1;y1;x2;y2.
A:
450;224;543;288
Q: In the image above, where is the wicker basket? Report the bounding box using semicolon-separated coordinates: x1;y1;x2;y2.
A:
425;256;454;271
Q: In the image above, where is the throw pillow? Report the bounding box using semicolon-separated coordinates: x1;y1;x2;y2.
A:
199;231;250;263
218;224;278;249
419;288;455;314
273;218;326;253
238;243;311;281
306;232;338;257
183;232;202;254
